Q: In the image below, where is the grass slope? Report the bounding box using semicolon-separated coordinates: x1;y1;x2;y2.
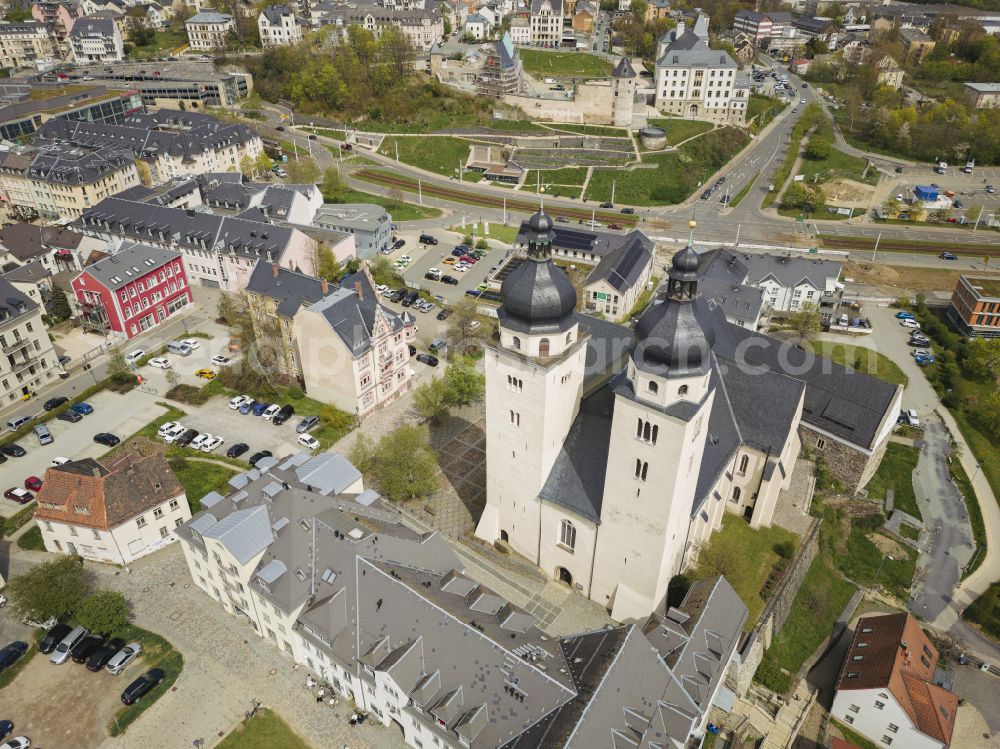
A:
864;443;921;521
379;136;481;181
216;708;313;749
808;340;908;387
645;118;714;146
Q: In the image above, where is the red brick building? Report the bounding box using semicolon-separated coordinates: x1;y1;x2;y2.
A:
71;242;191;340
947;274;1000;338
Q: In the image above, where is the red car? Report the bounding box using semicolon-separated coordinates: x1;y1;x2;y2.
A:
4;487;33;504
608;223;622;230
25;476;42;491
460;255;478;264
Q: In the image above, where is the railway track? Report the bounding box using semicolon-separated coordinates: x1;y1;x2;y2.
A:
820;234;997;255
355;168;640;227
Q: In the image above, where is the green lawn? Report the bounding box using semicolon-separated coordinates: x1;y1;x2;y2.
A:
108;625;183;736
328;186;441;221
692;515;800;631
128;28;187;59
585;127;748;205
831;720;883;749
898;522;921;541
645;118;714;147
523;167;590;187
168;456;238;513
447;222;519;245
729;174;759;208
547;123;628;137
964;581;1000;642
746;94;786;124
216;708;312;749
801;143;879;186
950;457;986;580
754;558;856;694
807;341;908;388
379;136;481;181
519;49;613;78
16;525;44;551
865;443;921;521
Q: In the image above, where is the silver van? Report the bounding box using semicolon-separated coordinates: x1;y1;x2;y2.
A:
33;423;53;445
6;414;31;430
167;341;193;356
51;625;89;664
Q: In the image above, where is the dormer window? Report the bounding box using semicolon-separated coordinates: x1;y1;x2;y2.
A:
647;380;658;394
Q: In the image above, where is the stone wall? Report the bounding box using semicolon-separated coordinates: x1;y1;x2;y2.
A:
732;517;821;695
799;425;872;493
503;81;617;125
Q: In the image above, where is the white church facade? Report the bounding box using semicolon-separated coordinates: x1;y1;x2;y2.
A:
476;212;902;623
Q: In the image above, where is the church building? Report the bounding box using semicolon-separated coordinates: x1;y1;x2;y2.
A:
476;211;902;622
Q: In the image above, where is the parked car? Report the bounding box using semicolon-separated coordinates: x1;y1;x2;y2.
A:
24;477;42;492
298;434;320;451
195;368;216;380
39;623;71;655
393;238;406;249
157;421;182;438
43;396;68;411
701;190;712;200
272;404;295;426
895;311;914;319
900;318;920;329
911;349;932;359
0;721;11;741
0;642;28;673
437;308;452;320
227;443;249;459
148;357;171;369
86;638;125;672
251;402;272;417
262;404;281;420
296;415;319;433
174;429;198;447
162;424;187;443
93;433;121;447
200;435;224;453
70;402;93;416
120;668;166;705
229;395;251;410
415;353;439;367
51;457;72;466
56;409;82;424
124;350;145;364
238;400;257;415
1;736;29;749
211;355;232;367
914;354;935;365
3;488;33;504
106;642;142;675
189;434;211;451
71;635;104;664
441;276;459;286
905;409;920;427
0;444;25;458
249;450;273;467
50;625;88;665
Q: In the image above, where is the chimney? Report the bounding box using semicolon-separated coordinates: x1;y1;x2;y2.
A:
92;467;101;477
321;278;329;295
354;281;363;300
271;263;279;279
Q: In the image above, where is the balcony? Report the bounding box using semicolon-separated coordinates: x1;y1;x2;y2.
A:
1;337;29;355
6;354;39;374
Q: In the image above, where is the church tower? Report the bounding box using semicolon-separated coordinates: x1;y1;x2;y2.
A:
611;56;637;128
475;209;587;560
590;225;720;621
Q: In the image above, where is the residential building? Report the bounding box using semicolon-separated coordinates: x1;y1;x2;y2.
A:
0;80;143;143
947;274;1000;338
71;242;191;340
529;0;562;46
315;3;444;51
310;203;391;256
963;81;1000;109
832;613;958;749
129;3;167;31
509;12;529;43
76;195;325;291
69;16;124;62
793;16;837;46
258;4;304;47
175;446;749;749
737;252;842;312
644;0;669;23
732;9;791;45
900;27;935;65
696;247;765;329
0;276;60;405
72;60;253;109
477;32;523;97
185;11;235;50
476;210;901;620
0;22;59;70
582;230;653;321
874;54;903;89
198;175;323;223
654;15;747;125
34;454;191;565
0;222;91;275
464;12;490;38
571;1;595;34
31;0;84;41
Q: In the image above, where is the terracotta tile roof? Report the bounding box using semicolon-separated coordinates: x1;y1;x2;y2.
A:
835;612;956;746
34;454;184;531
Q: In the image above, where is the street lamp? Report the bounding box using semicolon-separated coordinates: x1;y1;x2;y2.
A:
872;553;893;593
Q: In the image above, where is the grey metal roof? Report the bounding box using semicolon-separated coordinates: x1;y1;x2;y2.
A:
294;453;361;496
189;512;218;535
69;16;116;38
656;16;736;68
585;233;653;294
76;242;180;291
737;252;842;290
499;257;577;335
187;10;233;22
201;505;273;564
257;558;287;584
308;269;404;357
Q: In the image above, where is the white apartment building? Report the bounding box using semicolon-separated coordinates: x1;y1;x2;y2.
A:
740;252;843;312
529;0;562;46
185;11;235;50
0;276;59;406
69;17;124;63
0;21;58;69
654;15;747;126
317;4;444;52
258;4;304;47
34;454;192;565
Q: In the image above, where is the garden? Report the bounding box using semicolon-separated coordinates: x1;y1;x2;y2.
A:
378;136;482;181
519;49;613;78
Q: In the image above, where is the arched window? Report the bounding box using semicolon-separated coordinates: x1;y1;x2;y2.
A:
651;425;658;445
643;422;651;441
647;380;658;394
738;455;749;474
678;384;689;396
512;336;521;350
539;338;550;357
636;418;643;438
732;486;742;501
635;459;648;481
560;519;576;550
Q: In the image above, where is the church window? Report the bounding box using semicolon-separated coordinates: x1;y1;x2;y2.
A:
510;410;520;426
634;459;648;481
566;331;573;344
738;455;749;474
732;486;742;502
678;384;688;396
647;380;658;394
559;520;576;550
507;375;522;392
539;338;550;357
512;336;521;350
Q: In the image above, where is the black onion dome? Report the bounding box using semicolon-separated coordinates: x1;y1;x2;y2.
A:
632;293;715;378
499;260;577;334
672;244;700;275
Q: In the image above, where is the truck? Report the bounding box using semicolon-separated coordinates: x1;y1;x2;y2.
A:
936;161;948;174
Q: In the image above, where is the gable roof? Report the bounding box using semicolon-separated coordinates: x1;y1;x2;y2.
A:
585;232;653;293
76;242;180;291
0;222;84;261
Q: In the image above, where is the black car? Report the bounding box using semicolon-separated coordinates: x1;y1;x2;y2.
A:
57;410;83;423
93;433;121;447
227;442;249;458
308;134;317;140
39;623;72;654
275;125;285;131
441;276;459;286
620;207;635;215
71;635;104;664
121;668;165;705
174;429;198;447
939;252;958;260
895;166;904;173
415;353;439;367
0;641;28;673
44;396;69;411
393;238;405;249
389;288;407;303
272;404;295;426
401;291;419;308
87;638;125;672
701;190;712;200
437;308;452;321
599;202;614;208
249;450;273;467
0;443;26;457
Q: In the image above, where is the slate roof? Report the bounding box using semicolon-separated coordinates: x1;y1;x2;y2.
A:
0;223;84;261
656;15;736;68
2;259;49;285
187;10;233;23
77;242;180;291
530;0;562;14
245;261;325;318
69;16;116;38
260;3;294;24
736;251;842;289
611;56;636;78
515;222;652;261
306;269;405;356
0;276;39;323
34;454;184;531
585;232;652;294
23;141;134;186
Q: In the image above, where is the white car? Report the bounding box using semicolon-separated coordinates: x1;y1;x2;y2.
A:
51;456;72;466
124;349;145;364
800;98;806;103
905;409;920;427
375;284;388;294
190;434;211;451
900;319;921;329
428;267;441;276
180;338;201;350
586;220;602;228
229;395;252;410
106;642;142;675
911;349;931;359
148;357;171;369
157;421;182;438
211;355;232;367
263;404;281;420
382;287;395;298
399;255;412;263
162;424;187;443
297;434;320;451
200;434;224;453
2;738;30;749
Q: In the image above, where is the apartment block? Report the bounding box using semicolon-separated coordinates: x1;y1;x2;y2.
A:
0;276;60;406
947;274;1000;338
0;21;58;70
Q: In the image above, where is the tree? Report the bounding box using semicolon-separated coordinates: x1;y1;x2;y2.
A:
447;297;486;347
929;208;950;223
165;368;181;390
787;303;821;341
443;357;484;405
49;283;71;321
805;135;832;160
782;182;812;210
364;425;438;502
442;10;452;36
239;154;254;179
629;0;648;19
135;159;153;187
254;151;273;177
979;391;1000;441
963;338;1000;381
7;556;90;624
314;243;342;281
285;155;320;184
107;347;133;385
475;238;488;250
217;290;246;327
321;168;347;202
413;377;452;423
75;590;132;634
882;196;900;215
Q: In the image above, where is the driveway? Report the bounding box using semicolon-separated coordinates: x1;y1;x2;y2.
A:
166;397;306;462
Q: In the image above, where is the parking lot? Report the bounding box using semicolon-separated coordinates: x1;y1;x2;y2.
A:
392;227;510;305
